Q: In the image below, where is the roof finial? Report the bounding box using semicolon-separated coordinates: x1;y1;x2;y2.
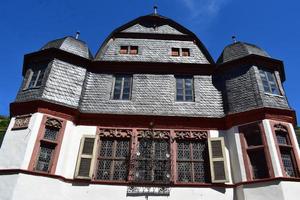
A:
232;35;237;43
154;5;158;15
75;31;80;40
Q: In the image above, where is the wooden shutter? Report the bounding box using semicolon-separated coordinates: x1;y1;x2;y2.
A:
74;136;97;179
208;137;228;183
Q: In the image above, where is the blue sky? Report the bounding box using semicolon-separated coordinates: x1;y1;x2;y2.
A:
0;0;299;124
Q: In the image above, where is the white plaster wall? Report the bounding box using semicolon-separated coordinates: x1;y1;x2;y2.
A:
0;174;19;200
9;173;234;200
262;119;283;177
55;124;97;178
0;113;43;169
242;181;285;200
280;181;300;200
225;127;247;183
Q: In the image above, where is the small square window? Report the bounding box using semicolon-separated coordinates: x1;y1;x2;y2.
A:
120;46;128;54
172;48;180;56
182;48;190;56
130;46;138;55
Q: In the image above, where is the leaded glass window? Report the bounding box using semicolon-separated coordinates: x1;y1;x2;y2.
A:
35;145;54;172
136;140;170;183
177;141;209;182
280;149;296;177
96;139;130;181
274;125;298;177
259;69;280;95
34;117;63;173
113;75;132;100
176;77;194;101
44;126;59;141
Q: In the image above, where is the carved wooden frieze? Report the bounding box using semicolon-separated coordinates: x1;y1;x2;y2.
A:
99;128;132;138
137;130;170;139
175;130;208;140
45;118;62;129
274;123;288;132
12;115;31;130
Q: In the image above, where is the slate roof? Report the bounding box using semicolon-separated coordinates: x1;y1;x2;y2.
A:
95;14;214;64
41;36;93;59
217;41;270;64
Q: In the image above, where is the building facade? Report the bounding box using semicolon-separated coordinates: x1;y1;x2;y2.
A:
0;13;300;200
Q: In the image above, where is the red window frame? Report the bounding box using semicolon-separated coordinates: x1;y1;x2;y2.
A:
269;120;300;177
28;115;66;174
239;122;275;180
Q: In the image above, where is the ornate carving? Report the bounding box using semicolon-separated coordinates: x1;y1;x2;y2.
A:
12;115;31;130
127;186;170;197
175;130;208;140
274;123;288;132
45;118;62;129
137;129;170;139
99;128;132;138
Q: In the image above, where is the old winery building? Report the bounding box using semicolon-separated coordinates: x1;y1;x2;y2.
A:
0;10;300;200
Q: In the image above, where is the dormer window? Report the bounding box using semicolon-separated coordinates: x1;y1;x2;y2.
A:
259;69;280;95
119;46;138;55
171;48;190;57
26;69;45;89
120;46;128;54
172;48;180;56
182;48;190;57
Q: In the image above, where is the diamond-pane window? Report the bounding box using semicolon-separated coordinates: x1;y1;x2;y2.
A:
274;124;298;177
35;145;54;172
177;141;209;183
136;139;170;183
96;139;130;181
44;127;59;141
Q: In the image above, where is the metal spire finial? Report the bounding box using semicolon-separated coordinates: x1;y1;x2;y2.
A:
75;31;80;39
232;35;237;43
154;5;158;15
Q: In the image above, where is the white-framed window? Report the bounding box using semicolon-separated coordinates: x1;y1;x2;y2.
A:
119;46;138;55
112;75;132;100
26;69;45;89
259;69;280;95
175;76;194;102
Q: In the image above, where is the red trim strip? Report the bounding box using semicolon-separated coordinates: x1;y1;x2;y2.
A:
1;169;300;188
10;100;297;129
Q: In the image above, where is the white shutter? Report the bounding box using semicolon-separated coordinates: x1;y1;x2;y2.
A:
74;135;97;179
208;137;228;183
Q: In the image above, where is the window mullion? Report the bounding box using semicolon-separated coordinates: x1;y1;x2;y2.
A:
110;140;117;180
190;143;195;182
183;79;186;101
120;77;125;99
34;70;41;87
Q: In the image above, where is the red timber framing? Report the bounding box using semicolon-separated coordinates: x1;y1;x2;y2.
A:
28;115;66;174
239;122;275;180
269;120;300;177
